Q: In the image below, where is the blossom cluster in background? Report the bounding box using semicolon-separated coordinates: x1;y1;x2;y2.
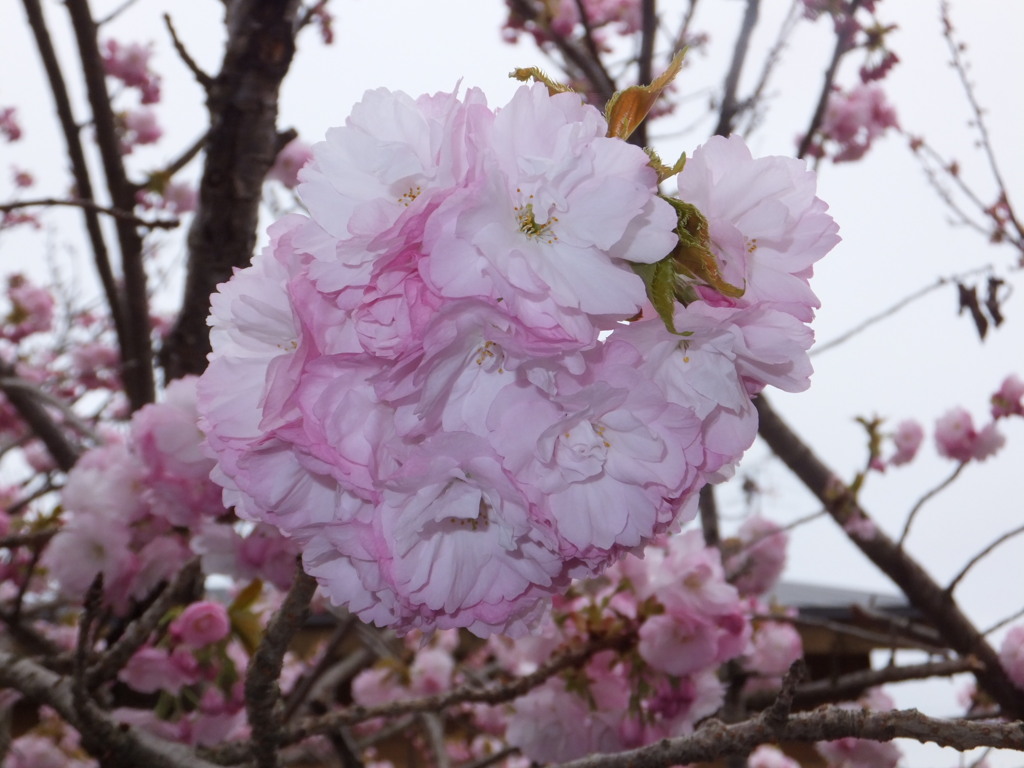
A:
197;83;838;637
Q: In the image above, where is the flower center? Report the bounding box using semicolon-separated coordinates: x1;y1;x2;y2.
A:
514;191;558;244
396;185;422;207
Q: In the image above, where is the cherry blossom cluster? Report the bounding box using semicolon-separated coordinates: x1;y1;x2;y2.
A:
806;84;899;163
197;83;837;637
43;376;294;613
875;374;1023;470
502;0;642;48
347;525;795;764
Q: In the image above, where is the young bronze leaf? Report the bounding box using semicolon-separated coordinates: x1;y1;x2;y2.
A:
605;49;686;141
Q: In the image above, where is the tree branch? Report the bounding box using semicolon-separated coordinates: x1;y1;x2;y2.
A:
713;0;760;137
548;707;1024;768
64;0;155;410
754;394;1024;718
0;360;81;472
246;566;317;768
161;0;303;380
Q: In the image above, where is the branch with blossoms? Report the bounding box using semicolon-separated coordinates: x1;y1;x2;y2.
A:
755;394;1024;719
546;707;1024;768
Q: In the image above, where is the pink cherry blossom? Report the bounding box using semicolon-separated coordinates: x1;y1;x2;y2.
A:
725;516;788;597
171;601;231;647
675;134;840;323
818;84;899;163
267;138;313;189
749;745;801;768
935;407;1004;462
0;106;22;142
1000;624;1024;689
991;374;1024;419
888;419;924;466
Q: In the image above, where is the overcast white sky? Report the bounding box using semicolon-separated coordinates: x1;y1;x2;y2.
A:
3;1;1023;765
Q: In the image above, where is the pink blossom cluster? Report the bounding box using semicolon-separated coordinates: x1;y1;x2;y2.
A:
266;137;314;189
491;531;748;761
934;406;1004;463
724;515;789;597
197;85;837;637
3;706;96;768
44;376;293;612
3;273;55;343
502;0;642;49
1000;625;1024;690
114;601;248;747
102;39;161;104
0;106;22;142
807;84;899;163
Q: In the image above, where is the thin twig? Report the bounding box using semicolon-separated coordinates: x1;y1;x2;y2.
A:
744;657;981;711
940;1;1024;242
0;198;180;229
246;565;318;768
20;0;127;355
946;523;1024;596
796;0;862;159
898;462;968;547
713;0;760;137
164;13;214;89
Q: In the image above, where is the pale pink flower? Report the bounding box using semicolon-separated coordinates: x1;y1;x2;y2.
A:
5;274;55;341
888;419;924;466
675;134;840;323
267;138;313;189
119;646;197;694
992;374;1024;419
0;107;22;141
935;407;1004;462
819;84;899;163
120;107;162;152
171;601;231;647
725;516;788;596
749;745;801;768
102;39;161;102
999;624;1024;689
745;620;803;676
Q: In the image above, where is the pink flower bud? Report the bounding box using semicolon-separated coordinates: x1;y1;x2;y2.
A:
888;419;923;466
171;601;230;647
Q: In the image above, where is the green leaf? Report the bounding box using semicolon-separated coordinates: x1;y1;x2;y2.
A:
662;195;745;299
632;258;679;333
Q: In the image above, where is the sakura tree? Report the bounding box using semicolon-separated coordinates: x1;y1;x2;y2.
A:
0;1;1022;768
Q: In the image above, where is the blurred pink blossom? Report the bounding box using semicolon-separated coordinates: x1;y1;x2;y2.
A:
1000;625;1024;689
171;601;231;647
888;419;924;466
267;138;312;189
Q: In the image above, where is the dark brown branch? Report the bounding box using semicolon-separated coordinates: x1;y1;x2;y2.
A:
0;648;223;768
65;0;155;411
745;657;982;711
246;566;317;768
699;484;720;548
631;0;657;148
161;0;303;380
164;13;214;89
754;394;1024;718
795;0;861;159
0;360;80;472
713;0;760;137
548;707;1024;768
20;0;126;359
0;198;180;229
